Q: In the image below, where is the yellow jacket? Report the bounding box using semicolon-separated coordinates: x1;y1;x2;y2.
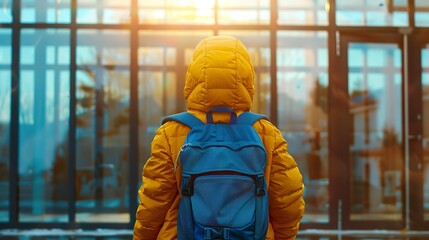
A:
133;36;305;240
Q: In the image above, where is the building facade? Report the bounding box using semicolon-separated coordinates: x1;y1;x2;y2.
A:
0;0;429;232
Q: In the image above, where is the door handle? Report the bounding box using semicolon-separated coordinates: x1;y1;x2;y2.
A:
408;134;421;140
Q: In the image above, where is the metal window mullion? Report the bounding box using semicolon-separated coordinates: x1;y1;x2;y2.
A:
176;51;186;112
269;0;277;126
68;0;77;225
162;71;167;116
408;0;415;28
94;66;104;209
328;0;339;230
129;0;139;228
10;0;22;226
403;33;411;231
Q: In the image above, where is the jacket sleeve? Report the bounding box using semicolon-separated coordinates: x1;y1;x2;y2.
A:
133;125;178;240
268;127;305;239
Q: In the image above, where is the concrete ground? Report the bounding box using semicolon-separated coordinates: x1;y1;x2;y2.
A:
2;229;429;239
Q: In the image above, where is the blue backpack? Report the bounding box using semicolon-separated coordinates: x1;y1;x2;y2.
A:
162;106;269;240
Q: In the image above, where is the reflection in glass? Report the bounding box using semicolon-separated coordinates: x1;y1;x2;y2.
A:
138;47;176;66
21;0;71;23
137;31;212;182
19;29;70;222
416;0;429;26
138;71;176;171
348;43;402;221
76;30;130;223
278;0;328;25
218;0;269;25
77;0;130;24
0;0;13;23
423;47;429;220
138;0;214;24
336;0;408;26
277;31;329;223
0;29;11;222
219;31;271;116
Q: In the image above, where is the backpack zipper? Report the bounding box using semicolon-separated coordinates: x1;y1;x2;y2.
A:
173;143;192;172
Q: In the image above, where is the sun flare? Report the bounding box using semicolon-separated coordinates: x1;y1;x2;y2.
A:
195;0;215;17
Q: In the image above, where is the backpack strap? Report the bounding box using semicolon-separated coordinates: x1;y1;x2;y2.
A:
236;112;267;125
162;112;204;128
255;174;268;240
206;106;237;124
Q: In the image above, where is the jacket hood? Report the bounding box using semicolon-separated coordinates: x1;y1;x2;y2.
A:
184;36;255;112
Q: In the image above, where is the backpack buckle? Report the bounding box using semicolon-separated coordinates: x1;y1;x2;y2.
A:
204;227;230;239
181;175;193;196
256;175;266;196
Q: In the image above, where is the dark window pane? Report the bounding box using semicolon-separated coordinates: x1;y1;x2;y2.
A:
19;29;70;222
76;30;130;223
277;31;329;223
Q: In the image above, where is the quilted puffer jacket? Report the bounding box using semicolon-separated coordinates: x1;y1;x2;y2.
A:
133;36;305;240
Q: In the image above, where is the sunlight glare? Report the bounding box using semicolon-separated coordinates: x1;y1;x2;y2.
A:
325;2;330;12
195;0;215;17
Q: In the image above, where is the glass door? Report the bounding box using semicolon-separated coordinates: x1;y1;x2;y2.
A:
409;32;429;230
422;40;429;226
422;39;429;227
338;33;405;229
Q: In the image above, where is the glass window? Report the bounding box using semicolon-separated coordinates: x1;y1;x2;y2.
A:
76;30;130;223
277;31;329;223
138;47;176;66
19;29;70;222
423;46;429;221
218;0;269;25
21;0;71;23
278;0;328;25
138;0;215;24
336;0;408;26
0;29;11;222
77;0;130;24
218;31;271;116
0;0;13;23
416;0;429;27
348;43;403;221
137;30;212;179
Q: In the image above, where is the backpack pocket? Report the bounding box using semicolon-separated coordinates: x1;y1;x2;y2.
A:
191;175;256;228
